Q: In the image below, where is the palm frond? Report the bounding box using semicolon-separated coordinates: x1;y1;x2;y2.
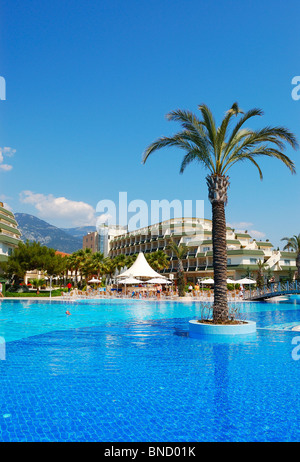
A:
222;145;296;177
198;103;217;150
281;235;300;252
179;150;214;174
224;108;264;154
142;111;215;174
216;102;244;167
143;102;298;182
142;134;187;163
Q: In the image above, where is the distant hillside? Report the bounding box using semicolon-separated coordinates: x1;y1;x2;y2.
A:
15;213;83;254
61;225;96;239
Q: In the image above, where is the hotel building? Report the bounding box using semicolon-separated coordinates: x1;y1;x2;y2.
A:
0;202;22;264
108;218;297;283
83;224;128;257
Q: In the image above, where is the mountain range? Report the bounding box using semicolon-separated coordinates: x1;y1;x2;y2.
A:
15;213;95;254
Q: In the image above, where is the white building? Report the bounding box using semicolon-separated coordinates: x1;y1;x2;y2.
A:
108;217;297;283
83;224;127;257
0;202;22;266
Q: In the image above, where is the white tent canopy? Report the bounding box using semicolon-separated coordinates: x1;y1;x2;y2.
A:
236;277;256;284
119;276;143;284
116;252;167;280
88;277;102;283
226;278;236;284
201;278;214;284
147;278;171;284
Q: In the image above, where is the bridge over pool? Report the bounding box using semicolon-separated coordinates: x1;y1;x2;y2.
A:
244;281;300;301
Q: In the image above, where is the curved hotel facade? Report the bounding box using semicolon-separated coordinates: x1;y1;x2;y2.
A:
0;202;22;264
108;218;297;283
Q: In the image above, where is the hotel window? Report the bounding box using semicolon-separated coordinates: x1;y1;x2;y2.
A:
227;258;232;265
203;247;210;251
284;260;290;265
250;258;257;264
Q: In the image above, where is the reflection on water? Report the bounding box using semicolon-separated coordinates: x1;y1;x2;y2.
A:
0;303;300;442
0;297;299;342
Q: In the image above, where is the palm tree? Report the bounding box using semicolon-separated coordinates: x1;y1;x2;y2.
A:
143;102;298;322
101;256;115;280
90;252;105;278
66;253;77;283
256;260;266;289
281;234;300;282
146;250;169;272
78;248;93;283
167;240;189;296
68;249;86;286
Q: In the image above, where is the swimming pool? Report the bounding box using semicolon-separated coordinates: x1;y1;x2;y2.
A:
0;297;299;442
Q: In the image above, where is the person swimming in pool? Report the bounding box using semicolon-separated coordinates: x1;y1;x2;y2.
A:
66;310;71;315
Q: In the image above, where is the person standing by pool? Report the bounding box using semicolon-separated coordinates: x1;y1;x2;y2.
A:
67;282;72;293
239;284;244;298
156;285;162;299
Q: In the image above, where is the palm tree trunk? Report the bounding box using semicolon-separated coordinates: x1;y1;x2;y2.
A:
212;200;228;322
207;174;229;323
177;258;185;297
297;252;300;282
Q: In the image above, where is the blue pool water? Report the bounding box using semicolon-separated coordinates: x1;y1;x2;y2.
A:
0;297;299;442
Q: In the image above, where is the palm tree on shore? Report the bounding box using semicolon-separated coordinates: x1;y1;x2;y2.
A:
167;240;189;297
67;249;85;286
78;248;93;283
281;234;300;282
143;102;298;322
256;260;266;289
89;251;105;279
146;250;169;272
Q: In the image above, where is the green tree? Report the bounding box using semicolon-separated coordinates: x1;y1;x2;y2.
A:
29;278;45;289
256;260;266;289
243;266;254;279
2;241;57;280
44;253;66;278
167;240;189;297
101;257;116;279
281;234;300;282
89;252;105;278
143;103;298;322
78;248;93;282
146;250;169;272
287;267;294;283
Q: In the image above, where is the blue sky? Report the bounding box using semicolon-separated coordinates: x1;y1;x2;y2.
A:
0;0;299;247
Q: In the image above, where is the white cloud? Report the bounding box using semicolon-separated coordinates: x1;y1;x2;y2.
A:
19;190;96;227
1;147;16;157
250;229;266;239
228;221;265;239
2;202;13;211
97;213;113;224
0;147;16;171
0;164;13;171
228;221;253;230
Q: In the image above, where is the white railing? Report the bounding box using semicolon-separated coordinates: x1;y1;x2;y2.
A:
245;281;300;300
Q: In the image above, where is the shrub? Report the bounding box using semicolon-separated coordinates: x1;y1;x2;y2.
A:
5;289;63;297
